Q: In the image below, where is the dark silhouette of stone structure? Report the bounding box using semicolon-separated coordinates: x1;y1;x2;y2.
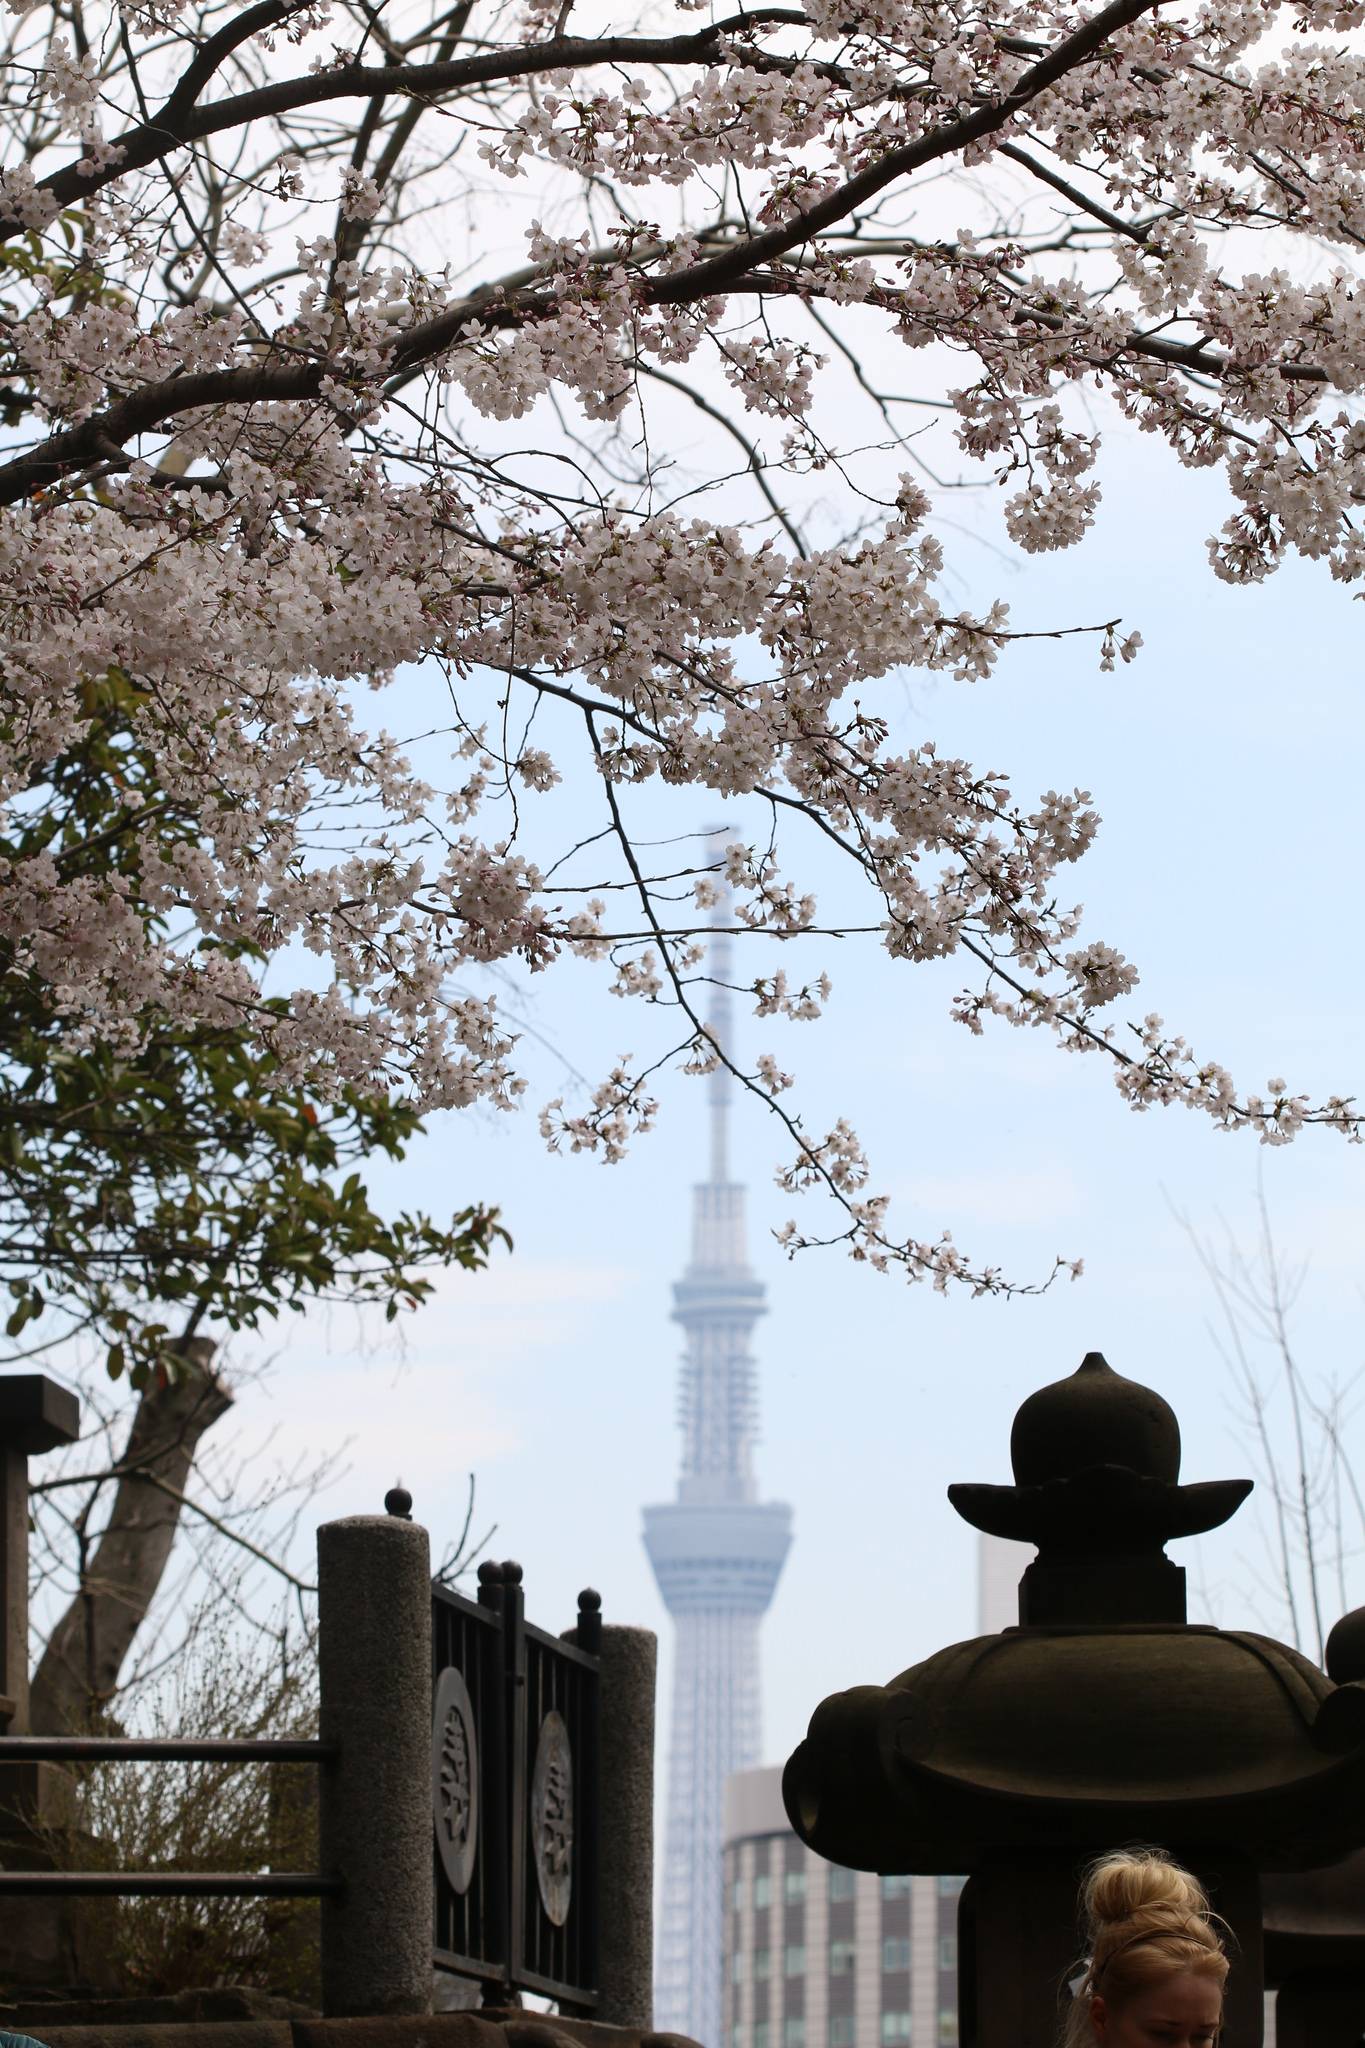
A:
0;1374;110;1995
1262;1601;1365;2044
783;1352;1365;2048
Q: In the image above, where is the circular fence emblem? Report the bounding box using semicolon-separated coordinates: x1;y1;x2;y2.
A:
432;1666;478;1895
530;1708;574;1927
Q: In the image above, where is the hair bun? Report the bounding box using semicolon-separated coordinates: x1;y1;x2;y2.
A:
1084;1849;1212;1937
1062;1848;1227;2048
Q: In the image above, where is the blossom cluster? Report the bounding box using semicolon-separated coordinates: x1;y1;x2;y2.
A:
0;0;1361;1292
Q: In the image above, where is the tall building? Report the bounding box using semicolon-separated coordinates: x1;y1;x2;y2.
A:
719;1537;1025;2048
722;1768;962;2048
643;903;793;2048
976;1530;1032;1634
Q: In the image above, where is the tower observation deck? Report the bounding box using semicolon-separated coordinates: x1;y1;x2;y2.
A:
643;860;793;2048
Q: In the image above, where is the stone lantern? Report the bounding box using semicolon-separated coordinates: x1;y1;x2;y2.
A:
1261;1603;1365;2045
782;1353;1365;2048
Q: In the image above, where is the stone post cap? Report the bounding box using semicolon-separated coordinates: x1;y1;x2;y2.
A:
0;1374;79;1455
317;1513;430;1536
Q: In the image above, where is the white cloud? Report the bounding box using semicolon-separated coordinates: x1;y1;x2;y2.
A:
227;1257;630;1510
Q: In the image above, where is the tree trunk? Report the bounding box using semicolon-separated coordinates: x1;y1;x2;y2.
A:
29;1339;232;1732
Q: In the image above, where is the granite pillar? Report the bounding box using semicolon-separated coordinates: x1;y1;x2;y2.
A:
318;1513;432;2017
563;1621;656;2030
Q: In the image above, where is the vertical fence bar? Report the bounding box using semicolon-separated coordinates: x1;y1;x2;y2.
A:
574;1589;601;2007
476;1559;511;2001
502;1561;528;2000
318;1505;432;2016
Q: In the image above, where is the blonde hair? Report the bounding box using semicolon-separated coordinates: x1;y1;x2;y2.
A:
1060;1848;1229;2046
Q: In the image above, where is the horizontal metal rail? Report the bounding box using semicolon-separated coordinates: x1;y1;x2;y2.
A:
0;1742;339;1901
433;1945;506;1986
0;1870;341;1897
0;1737;334;1764
515;1961;599;2008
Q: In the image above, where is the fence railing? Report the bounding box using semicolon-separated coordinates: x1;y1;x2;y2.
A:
0;1735;338;1898
431;1560;601;2012
0;1382;657;2027
0;1497;433;2016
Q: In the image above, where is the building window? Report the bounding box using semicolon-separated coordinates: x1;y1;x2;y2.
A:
828;1866;857;1903
731;1953;746;1982
937;1875;965;1899
733;1878;747;1911
939;1936;957;1973
881;2016;912;2046
755;1949;772;1981
785;1946;806;1978
829;2021;856;2048
730;2029;745;2048
755;1874;773;1910
784;2023;806;2048
883;1937;912;1973
785;1869;808;1905
938;2017;958;2047
755;2026;770;2048
881;1874;913;1900
829;1940;856;1977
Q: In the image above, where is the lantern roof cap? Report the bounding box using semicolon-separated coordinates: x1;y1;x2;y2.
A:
948;1351;1251;1555
783;1347;1365;1883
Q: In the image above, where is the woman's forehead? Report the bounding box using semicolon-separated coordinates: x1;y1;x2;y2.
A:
1129;1971;1224;2018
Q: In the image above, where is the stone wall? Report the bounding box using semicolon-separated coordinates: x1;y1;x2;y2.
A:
4;2009;700;2048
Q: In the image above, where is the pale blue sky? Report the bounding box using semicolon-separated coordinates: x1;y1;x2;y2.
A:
241;400;1364;1781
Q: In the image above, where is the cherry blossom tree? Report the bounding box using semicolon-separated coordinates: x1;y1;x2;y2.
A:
0;674;505;1376
2;0;1362;1295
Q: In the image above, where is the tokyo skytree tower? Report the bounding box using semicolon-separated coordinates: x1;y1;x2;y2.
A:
643;860;793;2048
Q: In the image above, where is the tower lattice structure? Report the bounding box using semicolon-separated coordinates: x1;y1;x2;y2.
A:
644;897;793;2048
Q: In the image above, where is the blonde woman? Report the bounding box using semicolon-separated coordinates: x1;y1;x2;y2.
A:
1063;1849;1228;2048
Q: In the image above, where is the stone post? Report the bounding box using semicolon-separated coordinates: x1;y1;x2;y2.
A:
1194;1855;1263;2048
564;1614;657;2029
957;1856;1079;2048
317;1502;432;2017
1275;1971;1365;2047
0;1434;27;1737
0;1374;80;1737
0;1374;90;1995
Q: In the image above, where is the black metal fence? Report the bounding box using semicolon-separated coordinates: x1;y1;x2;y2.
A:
0;1736;337;1897
432;1559;601;2012
0;1505;603;2018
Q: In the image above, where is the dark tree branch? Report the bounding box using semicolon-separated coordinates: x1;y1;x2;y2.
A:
29;1339;233;1732
0;11;810;239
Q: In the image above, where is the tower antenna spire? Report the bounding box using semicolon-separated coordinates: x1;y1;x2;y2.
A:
706;821;732;1188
